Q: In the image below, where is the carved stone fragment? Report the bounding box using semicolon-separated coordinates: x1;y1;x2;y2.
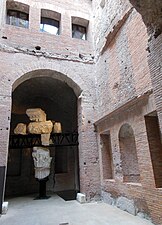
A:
28;121;53;134
26;108;46;122
14;108;62;146
32;147;52;180
14;123;27;135
41;133;51;146
53;122;62;133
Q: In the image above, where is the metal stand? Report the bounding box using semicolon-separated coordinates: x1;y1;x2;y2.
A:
34;177;50;200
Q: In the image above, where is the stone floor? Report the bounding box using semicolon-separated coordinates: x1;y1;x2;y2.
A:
0;194;155;225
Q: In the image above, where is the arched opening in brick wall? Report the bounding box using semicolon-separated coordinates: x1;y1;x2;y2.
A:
145;111;162;188
5;70;81;200
129;0;162;37
119;123;141;183
100;132;114;180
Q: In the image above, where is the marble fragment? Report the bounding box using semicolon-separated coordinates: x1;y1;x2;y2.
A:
14;123;27;135
26;108;46;122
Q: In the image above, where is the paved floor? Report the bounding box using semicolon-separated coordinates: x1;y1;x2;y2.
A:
1;194;155;225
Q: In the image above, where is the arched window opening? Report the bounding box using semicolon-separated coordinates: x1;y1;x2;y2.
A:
40;9;61;35
6;1;29;28
72;24;87;40
145;111;162;188
119;123;140;183
71;17;89;40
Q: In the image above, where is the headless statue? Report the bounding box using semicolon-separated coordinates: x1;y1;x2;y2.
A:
32;147;52;199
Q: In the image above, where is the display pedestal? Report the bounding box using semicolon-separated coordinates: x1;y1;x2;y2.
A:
34;177;50;200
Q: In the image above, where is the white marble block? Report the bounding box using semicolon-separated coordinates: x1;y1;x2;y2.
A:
2;202;8;214
76;193;86;203
32;147;52;180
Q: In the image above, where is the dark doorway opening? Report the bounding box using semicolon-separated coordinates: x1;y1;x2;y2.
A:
145;111;162;188
5;75;80;200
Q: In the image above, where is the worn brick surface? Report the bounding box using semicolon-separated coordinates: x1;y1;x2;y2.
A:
0;0;162;224
126;1;162;224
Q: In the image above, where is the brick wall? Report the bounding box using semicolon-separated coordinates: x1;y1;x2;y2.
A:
94;9;152;121
122;1;162;222
92;0;132;55
95;94;160;220
0;0;162;224
0;50;100;201
1;0;93;59
148;34;162;132
0;1;100;199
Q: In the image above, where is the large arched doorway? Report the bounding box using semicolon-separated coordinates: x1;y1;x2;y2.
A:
5;71;80;200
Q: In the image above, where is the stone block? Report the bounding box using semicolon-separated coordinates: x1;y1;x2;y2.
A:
116;196;137;215
41;133;51;146
2;202;8;214
76;193;86;203
28;121;53;134
53;122;62;133
14;123;27;135
102;191;116;205
137;212;151;221
26;108;46;122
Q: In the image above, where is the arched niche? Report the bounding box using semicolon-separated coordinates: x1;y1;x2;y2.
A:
119;123;141;183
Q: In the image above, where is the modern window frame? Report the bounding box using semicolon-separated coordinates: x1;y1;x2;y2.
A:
6;9;29;28
40;16;60;35
72;23;87;40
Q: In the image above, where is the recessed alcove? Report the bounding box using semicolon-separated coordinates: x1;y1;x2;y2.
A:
119;123;141;183
145;112;162;188
6;74;80;199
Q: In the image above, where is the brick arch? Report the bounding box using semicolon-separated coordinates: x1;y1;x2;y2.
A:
6;0;32;7
8;55;95;98
129;0;162;36
12;69;82;97
9;59;96;101
6;0;29;13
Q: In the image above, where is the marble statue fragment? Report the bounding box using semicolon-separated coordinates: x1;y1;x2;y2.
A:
41;133;51;146
14;108;62;146
26;108;53;145
32;147;52;180
14;123;26;135
28;121;53;134
26;108;46;122
53;122;62;133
